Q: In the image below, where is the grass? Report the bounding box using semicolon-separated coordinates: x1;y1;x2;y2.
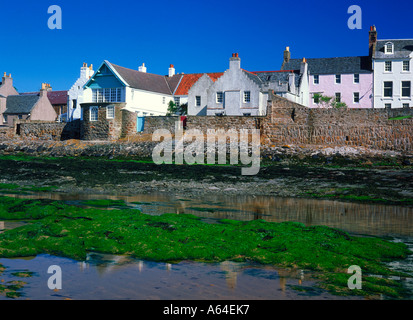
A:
0;195;410;298
388;115;412;121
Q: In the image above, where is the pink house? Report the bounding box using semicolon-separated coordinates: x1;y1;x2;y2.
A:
281;48;373;108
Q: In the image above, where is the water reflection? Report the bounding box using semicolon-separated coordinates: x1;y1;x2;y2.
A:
4;191;412;237
73;252;318;299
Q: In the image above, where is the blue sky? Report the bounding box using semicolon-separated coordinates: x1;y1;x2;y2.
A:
1;0;412;92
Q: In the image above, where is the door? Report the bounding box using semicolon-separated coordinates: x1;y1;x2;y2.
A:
137;116;145;132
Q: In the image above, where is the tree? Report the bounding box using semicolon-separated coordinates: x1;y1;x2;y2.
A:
313;93;347;109
166;101;178;116
166;101;188;116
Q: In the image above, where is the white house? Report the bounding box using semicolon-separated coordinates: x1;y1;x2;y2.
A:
370;26;413;109
187;53;308;116
67;63;94;121
82;60;182;117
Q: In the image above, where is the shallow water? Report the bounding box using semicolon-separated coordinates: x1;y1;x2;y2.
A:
0;191;412;300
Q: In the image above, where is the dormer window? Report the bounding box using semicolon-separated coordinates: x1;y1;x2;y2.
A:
385;42;394;54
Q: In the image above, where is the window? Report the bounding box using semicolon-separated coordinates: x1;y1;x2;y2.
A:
243;91;251;103
335;74;341;84
72;99;77;109
353;92;360;103
92;88;122;103
3;115;7;123
216;92;223;103
335;92;341;102
162;97;166;104
354;74;359;83
402;81;411;97
174;97;180;106
243;113;251;116
383;81;393;97
313;94;320;104
385;61;392;72
385;103;392;109
313;75;319;84
90;106;98;121
385;42;394;54
403;103;410;108
18;115;22;120
196;96;201;107
403;61;410;72
106;105;114;119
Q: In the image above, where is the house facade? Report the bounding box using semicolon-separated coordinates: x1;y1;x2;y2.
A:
281;47;373;108
0;73;19;125
187;53;308;116
67;63;94;121
3;83;57;126
370;26;413;109
80;60;184;139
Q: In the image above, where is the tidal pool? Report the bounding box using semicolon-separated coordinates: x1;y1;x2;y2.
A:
0;192;412;300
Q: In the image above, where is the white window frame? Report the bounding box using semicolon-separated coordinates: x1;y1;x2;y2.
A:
385;61;392;72
174;97;180;106
353;92;360;103
195;96;201;107
313;75;319;84
216;92;223;103
385;42;394;54
383;81;393;97
335;74;341;84
92;88;122;103
243;91;251;103
335;92;341;102
353;74;359;84
403;61;410;72
90;106;98;121
401;81;411;97
106;105;115;119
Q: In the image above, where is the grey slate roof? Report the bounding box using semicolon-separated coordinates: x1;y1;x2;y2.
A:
281;56;372;74
253;71;302;88
4;94;40;114
109;62;180;95
374;39;413;59
242;70;263;86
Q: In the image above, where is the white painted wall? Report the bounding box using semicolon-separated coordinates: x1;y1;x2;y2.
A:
68;64;94;121
373;56;413;108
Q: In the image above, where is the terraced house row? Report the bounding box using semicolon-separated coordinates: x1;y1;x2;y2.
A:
0;25;412;128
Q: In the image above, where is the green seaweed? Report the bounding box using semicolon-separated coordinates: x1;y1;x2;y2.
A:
0;195;410;298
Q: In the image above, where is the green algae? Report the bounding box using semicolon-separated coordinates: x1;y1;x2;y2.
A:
0;195;411;298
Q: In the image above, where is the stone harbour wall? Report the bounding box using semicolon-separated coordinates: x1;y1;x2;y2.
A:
8;90;413;152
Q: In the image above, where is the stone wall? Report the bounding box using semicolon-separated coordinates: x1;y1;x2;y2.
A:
67;91;413;152
81;104;125;141
16;120;80;140
262;92;413;151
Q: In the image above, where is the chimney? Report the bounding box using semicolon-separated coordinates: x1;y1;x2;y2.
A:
283;47;291;64
1;72;13;88
168;64;175;77
40;83;47;97
229;53;241;70
369;25;377;57
138;63;147;73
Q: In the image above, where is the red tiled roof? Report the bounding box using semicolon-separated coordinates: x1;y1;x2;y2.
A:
174;72;223;96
